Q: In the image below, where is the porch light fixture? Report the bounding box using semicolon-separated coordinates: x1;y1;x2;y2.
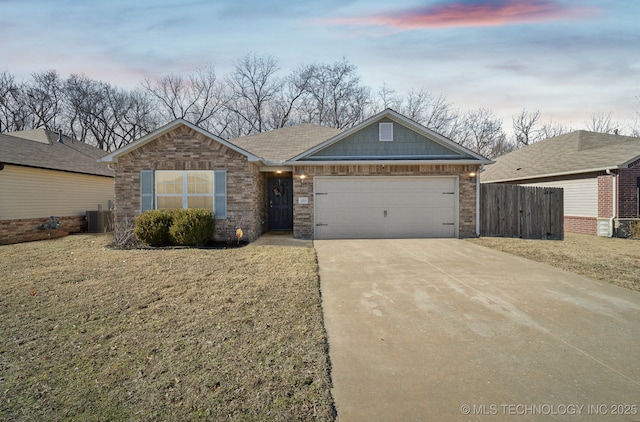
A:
299;171;306;183
469;172;477;177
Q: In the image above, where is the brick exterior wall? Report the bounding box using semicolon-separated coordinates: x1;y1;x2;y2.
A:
564;216;597;235
291;164;479;239
0;215;87;245
113;126;266;242
618;159;640;218
597;174;614;218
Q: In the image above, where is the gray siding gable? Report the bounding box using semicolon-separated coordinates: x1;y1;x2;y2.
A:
305;118;469;160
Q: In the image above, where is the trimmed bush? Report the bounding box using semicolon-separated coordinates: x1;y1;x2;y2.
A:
134;210;174;247
169;208;215;246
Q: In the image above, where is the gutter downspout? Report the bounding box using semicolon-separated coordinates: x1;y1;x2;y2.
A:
606;169;617;237
476;165;483;237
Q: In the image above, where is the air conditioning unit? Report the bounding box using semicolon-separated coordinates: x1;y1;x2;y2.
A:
86;210;113;233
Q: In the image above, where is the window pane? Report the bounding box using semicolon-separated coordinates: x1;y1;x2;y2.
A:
187;196;213;209
157;196;183;210
157;171;183;194
187;172;213;194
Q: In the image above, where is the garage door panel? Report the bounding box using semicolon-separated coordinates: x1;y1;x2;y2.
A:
316;221;455;239
389;207;453;221
317;208;385;224
314;176;458;239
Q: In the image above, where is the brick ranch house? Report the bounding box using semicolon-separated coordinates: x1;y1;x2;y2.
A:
1;129;114;245
481;130;640;237
100;109;491;242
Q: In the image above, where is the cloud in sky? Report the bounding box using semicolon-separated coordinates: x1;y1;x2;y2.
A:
323;0;600;29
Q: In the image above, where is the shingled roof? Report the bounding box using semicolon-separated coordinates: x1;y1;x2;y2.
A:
1;128;114;177
482;130;640;182
227;123;342;162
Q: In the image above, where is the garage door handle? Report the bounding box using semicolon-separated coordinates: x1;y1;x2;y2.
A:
384;210;387;217
316;223;328;226
443;192;455;195
442;223;455;225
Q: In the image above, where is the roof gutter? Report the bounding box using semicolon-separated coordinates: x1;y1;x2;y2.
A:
484;165;622;184
286;159;492;166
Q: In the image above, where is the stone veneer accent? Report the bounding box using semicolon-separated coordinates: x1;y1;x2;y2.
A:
291;164;480;239
0;215;87;245
113;126;266;242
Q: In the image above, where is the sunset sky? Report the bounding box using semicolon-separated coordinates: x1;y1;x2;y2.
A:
1;0;639;133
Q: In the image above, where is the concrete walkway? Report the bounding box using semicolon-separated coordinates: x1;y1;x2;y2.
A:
251;232;312;248
315;239;640;421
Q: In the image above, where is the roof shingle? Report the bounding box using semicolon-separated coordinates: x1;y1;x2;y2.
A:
227;124;342;162
1;129;114;177
482;130;640;182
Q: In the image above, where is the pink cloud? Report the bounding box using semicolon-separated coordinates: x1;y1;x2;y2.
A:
325;0;599;29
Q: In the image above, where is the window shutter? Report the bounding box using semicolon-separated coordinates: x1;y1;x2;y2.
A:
140;170;154;212
379;122;393;141
214;170;227;218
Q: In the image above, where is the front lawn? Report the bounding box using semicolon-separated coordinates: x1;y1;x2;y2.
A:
468;233;640;292
0;235;334;421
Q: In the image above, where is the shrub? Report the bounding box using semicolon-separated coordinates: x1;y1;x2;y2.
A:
112;217;140;247
630;220;640;239
134;210;174;246
169;208;215;246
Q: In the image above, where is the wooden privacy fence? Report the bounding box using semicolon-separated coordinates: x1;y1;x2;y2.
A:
480;183;564;240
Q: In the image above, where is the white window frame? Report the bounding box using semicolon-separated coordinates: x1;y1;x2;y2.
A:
156;170;214;210
145;170;227;218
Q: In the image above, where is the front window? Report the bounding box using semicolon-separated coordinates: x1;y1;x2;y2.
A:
156;170;215;211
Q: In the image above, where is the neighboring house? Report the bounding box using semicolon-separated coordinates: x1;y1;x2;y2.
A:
100;109;491;242
0;129;114;245
481;130;640;237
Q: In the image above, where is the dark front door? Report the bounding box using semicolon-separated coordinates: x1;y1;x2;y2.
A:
268;178;293;230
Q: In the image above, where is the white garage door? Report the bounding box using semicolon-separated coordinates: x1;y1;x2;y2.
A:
314;176;458;239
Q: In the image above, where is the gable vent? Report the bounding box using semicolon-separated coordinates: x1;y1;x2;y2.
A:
379;122;393;142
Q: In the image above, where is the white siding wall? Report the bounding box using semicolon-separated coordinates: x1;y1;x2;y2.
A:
0;165;114;220
522;178;597;217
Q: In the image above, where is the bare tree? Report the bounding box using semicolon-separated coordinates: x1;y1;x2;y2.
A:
374;84;402;111
22;70;64;130
300;59;371;129
265;64;314;130
512;108;541;146
226;53;282;135
417;93;457;136
631;94;640;137
538;120;570;139
0;70;29;132
142;66;228;134
65;74;158;150
458;108;510;158
585;111;622;134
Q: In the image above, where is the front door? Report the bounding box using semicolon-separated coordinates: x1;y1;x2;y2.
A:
268;178;293;230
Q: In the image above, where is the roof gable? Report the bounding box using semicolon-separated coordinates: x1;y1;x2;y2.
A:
482;130;640;182
290;109;491;164
100;119;261;163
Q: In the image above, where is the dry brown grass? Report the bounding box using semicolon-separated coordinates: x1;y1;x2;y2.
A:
0;235;334;421
468;233;640;292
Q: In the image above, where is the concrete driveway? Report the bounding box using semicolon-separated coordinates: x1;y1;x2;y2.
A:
315;239;640;421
